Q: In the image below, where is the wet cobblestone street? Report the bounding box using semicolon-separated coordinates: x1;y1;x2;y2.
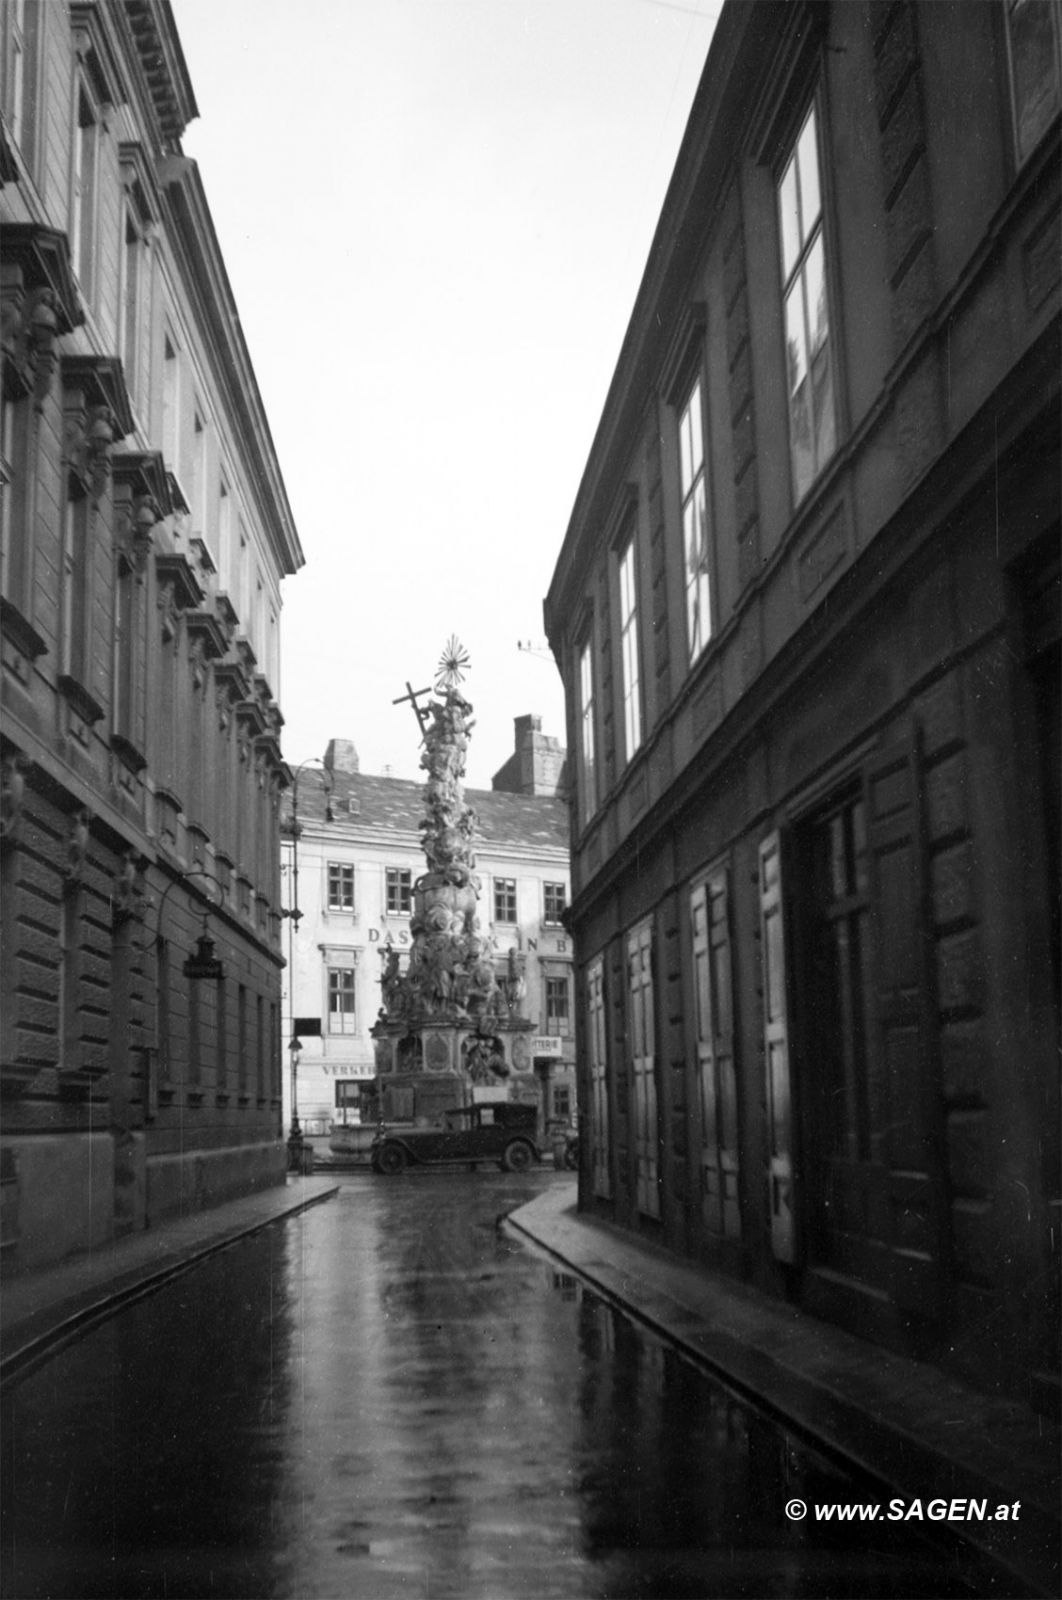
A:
2;1173;978;1599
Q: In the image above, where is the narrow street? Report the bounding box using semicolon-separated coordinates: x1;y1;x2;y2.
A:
3;1173;977;1600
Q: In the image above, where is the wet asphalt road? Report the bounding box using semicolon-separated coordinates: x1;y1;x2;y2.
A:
1;1170;977;1599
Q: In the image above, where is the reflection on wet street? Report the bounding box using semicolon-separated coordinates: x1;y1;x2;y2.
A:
2;1173;976;1599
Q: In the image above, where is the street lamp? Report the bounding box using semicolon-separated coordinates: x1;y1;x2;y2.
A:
281;759;333;1159
286;1036;303;1170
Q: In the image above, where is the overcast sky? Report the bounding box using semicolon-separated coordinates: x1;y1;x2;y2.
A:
174;0;720;788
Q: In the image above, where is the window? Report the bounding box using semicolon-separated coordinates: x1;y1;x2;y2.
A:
218;480;232;591
578;638;597;826
806;791;871;1165
193;411;208;539
60;486;90;685
691;870;740;1239
778;101;836;504
543;882;567;925
552;1085;572;1120
71;78;99;298
618;536;642;760
680;377;712;662
327;862;354;912
386;867;412;916
587;956;610;1198
3;0;27;150
162;333;180;467
0;396;17;599
545;974;571;1036
493;877;517;923
328;967;356;1033
116;204;141;396
1004;0;1061;163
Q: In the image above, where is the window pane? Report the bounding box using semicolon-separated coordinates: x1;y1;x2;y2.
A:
785;280;815;502
805;235;836;475
779;154;801;281
797;106;821;236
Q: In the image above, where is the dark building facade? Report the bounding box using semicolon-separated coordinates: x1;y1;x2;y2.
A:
545;0;1059;1412
1;1;303;1270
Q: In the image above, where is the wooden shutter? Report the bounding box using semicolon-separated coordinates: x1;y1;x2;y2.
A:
587;957;611;1199
692;870;740;1239
864;732;943;1316
628;921;659;1218
759;832;795;1263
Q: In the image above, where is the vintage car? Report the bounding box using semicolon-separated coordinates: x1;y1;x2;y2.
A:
370;1102;542;1175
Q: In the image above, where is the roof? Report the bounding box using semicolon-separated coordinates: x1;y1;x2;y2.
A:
284;768;570;853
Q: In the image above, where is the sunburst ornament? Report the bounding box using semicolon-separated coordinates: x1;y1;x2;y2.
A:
435;635;471;693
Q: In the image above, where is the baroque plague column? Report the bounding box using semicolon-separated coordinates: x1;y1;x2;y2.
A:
371;643;535;1125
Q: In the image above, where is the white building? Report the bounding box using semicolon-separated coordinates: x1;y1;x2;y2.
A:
281;719;573;1136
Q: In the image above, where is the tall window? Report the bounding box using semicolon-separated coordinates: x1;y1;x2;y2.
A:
807;791;871;1165
71;78;98;299
1004;0;1061;163
587;957;610;1198
60;486;90;685
578;638;597;826
116;204;141;397
218;480;232;589
162;333;180;467
778;101;836;504
618;536;642;760
680;377;712;663
3;0;27;150
493;877;517;923
545;974;571;1036
0;396;17;599
193;410;208;539
327;862;354;912
386;867;412;916
328;967;356;1034
543;882;567;925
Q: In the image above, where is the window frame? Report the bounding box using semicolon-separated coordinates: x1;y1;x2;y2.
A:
679;373;713;665
545;972;571;1036
577;634;598;827
617;532;643;762
385;866;412;917
327;965;357;1034
776;95;838;508
70;71;100;303
493;876;517;924
326;861;355;913
543;881;567;926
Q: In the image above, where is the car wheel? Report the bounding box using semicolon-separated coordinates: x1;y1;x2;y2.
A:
502;1140;533;1173
377;1143;406;1175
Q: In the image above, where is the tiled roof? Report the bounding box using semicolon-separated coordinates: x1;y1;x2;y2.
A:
285;769;570;851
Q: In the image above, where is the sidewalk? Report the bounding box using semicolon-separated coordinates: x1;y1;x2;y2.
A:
0;1174;338;1389
508;1182;1060;1600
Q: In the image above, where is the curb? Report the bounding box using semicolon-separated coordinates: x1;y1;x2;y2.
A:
1;1180;339;1393
506;1187;1059;1600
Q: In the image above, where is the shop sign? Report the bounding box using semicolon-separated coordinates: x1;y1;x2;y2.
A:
530;1035;563;1057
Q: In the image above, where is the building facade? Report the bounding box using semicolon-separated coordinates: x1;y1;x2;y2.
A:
281;723;573;1139
1;0;303;1270
546;0;1059;1413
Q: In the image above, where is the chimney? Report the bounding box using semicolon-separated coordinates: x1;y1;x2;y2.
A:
491;714;567;797
324;738;360;775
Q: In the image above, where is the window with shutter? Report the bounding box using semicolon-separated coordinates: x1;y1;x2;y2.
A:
587;956;610;1199
691;868;740;1240
627;921;659;1218
759;832;794;1262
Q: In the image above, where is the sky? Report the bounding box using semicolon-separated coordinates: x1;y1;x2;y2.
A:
174;0;721;788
